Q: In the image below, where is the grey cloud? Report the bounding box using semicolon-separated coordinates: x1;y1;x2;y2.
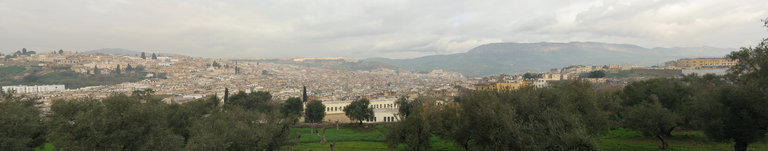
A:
0;0;766;58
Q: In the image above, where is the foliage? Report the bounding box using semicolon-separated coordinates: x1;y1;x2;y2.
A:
186;107;291;151
622;100;681;149
226;91;273;111
45;92;291;150
1;68;146;89
387;81;610;151
304;100;325;123
282;97;303;117
344;98;374;125
47;94;185;150
0;92;46;150
621;78;693;111
587;70;606;78
395;96;413;119
387;99;432;151
695;18;768;151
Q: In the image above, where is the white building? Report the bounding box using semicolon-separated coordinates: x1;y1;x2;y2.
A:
2;85;65;93
319;97;400;123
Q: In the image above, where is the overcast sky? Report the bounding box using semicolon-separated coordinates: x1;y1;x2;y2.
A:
1;0;766;59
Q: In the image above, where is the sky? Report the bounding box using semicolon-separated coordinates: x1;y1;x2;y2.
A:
0;0;767;59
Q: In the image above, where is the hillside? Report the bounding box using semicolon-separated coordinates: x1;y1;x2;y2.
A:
364;42;734;77
236;58;399;71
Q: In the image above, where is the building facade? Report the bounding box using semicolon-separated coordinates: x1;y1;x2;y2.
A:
2;85;65;93
666;58;737;69
319;97;400;123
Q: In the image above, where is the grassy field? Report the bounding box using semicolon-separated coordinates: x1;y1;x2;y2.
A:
34;143;54;151
599;128;768;151
32;127;768;151
290;125;456;151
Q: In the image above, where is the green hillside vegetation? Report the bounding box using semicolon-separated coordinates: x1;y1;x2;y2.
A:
0;66;146;89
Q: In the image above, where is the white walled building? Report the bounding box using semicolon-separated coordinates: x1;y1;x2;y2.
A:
319;97;400;123
2;85;65;93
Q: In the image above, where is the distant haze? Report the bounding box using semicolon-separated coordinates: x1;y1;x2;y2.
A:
0;0;766;59
365;42;736;77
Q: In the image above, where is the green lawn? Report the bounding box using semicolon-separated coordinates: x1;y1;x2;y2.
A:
290;126;456;151
34;143;54;151
35;127;768;151
599;128;768;151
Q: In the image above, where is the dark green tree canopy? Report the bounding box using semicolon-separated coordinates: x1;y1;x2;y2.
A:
587;70;606;78
304;100;325;123
699;19;768;151
226;91;272;111
344;98;374;125
281;97;303;117
0;92;46;150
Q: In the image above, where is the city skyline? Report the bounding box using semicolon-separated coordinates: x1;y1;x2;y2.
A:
1;0;767;59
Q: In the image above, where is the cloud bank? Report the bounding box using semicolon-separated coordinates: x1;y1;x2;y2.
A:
0;0;766;59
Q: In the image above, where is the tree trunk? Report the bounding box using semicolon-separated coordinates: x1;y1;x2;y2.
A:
657;135;669;149
734;141;748;151
664;127;675;137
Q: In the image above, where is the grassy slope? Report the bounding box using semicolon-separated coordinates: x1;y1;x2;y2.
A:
599;128;768;151
34;128;768;151
0;65;145;89
291;126;456;151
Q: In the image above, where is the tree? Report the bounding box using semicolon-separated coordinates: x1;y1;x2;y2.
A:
93;65;100;75
623;100;681;149
621;78;693;136
304;100;326;123
186;107;291;150
344;98;374;126
134;65;145;72
281;97;303;117
0;92;46;150
141;52;146;59
58;49;63;54
125;64;134;73
151;53;157;60
523;72;537;79
395;97;415;119
587;70;606;78
132;88;156;100
116;64;121;74
390;81;607;151
226;91;272;111
22;48;27;54
700;18;768;151
387;99;431;151
48;94;184;150
302;86;308;102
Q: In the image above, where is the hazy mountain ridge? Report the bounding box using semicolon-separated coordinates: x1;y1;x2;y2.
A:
85;48;187;57
364;42;735;77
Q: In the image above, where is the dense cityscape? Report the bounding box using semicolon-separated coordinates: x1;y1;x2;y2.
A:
2;1;768;151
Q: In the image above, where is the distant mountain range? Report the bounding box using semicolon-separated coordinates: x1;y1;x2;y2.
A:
363;42;735;77
84;48;187;57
